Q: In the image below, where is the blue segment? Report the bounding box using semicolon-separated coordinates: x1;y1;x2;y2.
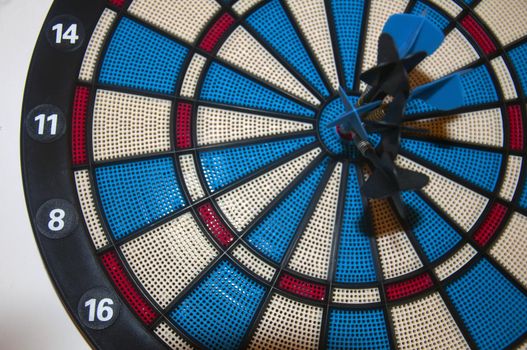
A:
335;166;377;283
330;0;364;90
200;136;316;192
170;260;265;350
245;158;329;263
96;157;187;240
509;42;527;94
461;65;498;106
411;2;450;31
247;0;329;96
402;192;461;262
446;259;527;350
519;177;527;209
100;18;188;94
328;308;390;350
201;63;315;117
400;138;502;192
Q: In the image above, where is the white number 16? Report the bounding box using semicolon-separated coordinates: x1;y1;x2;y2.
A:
84;298;114;322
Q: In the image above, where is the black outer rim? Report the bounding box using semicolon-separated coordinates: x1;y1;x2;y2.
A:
20;0;164;348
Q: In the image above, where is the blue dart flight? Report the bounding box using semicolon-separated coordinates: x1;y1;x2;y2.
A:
409;70;471;111
383;13;444;59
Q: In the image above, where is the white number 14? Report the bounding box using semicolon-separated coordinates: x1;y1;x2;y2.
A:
52;23;79;44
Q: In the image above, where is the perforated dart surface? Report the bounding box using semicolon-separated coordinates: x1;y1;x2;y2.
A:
21;0;527;349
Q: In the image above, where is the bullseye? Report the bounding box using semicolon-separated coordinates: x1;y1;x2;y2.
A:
317;95;380;159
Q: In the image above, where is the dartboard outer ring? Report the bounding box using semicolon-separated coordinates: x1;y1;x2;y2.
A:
21;1;165;348
21;0;527;349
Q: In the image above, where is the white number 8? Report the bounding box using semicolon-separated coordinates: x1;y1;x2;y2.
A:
48;209;66;232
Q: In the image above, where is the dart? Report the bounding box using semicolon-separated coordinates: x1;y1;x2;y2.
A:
326;89;429;216
360;14;445;101
359;94;429;216
361;152;429;219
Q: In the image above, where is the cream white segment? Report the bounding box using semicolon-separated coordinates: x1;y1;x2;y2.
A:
360;0;409;74
371;199;423;280
248;293;323;350
287;163;342;280
475;0;527;46
74;170;110;249
217;148;321;232
179;154;207;202
391;293;470;350
92;90;172;162
128;0;221;44
284;0;340;91
396;156;489;232
218;27;320;105
428;0;462;18
196;106;313;146
490;212;527;289
434;244;478;281
120;212;218;308
180;54;207;98
491;57;519;101
410;29;479;88
154;322;194;350
232;244;276;282
79;9;117;83
404;109;504;148
232;0;265;16
498;156;523;202
332;287;381;304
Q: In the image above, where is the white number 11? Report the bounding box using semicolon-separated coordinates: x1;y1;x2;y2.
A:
34;114;58;135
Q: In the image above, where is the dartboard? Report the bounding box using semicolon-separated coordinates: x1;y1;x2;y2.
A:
21;0;527;349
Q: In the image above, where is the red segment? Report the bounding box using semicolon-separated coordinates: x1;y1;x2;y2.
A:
199;13;236;52
176;102;193;149
336;125;355;141
101;251;158;325
473;203;508;247
72;86;90;165
508;105;524;151
277;273;326;301
197;202;235;247
108;0;126;8
460;15;496;55
385;273;434;302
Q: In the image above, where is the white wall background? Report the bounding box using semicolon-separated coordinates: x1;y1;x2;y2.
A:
0;0;88;348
